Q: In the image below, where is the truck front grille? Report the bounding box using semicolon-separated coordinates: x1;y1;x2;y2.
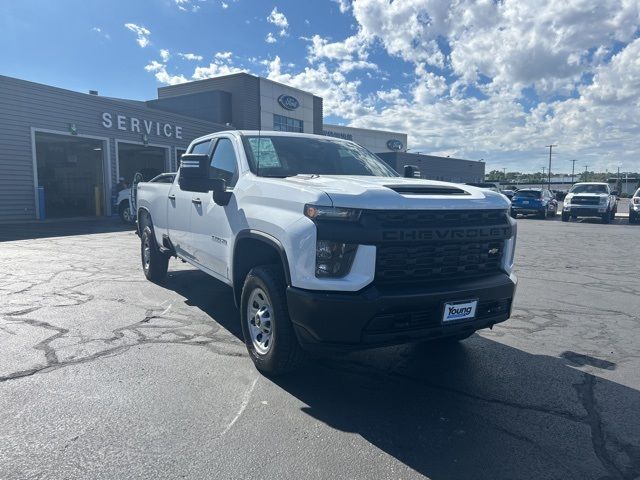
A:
368;209;509;285
376;240;504;284
571;196;599;205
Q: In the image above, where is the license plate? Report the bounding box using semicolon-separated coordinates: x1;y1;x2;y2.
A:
522;200;530;204
443;300;478;323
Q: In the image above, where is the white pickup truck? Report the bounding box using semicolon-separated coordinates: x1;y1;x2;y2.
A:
135;131;517;375
561;182;618;223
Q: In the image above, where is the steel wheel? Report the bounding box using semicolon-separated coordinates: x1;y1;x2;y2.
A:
142;234;151;271
123;207;132;223
246;287;273;355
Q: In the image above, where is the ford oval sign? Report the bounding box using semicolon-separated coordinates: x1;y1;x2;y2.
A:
387;139;404;151
278;94;299;111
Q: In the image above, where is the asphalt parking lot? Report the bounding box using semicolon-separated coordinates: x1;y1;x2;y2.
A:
1;217;639;480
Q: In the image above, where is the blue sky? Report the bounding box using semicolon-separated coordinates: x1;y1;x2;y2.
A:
2;0;639;173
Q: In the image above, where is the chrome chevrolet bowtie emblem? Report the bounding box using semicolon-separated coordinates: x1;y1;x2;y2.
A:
488;248;499;255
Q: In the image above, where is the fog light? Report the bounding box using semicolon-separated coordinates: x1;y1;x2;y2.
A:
315;240;357;278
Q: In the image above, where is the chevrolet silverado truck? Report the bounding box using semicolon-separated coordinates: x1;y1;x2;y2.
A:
135;131;518;375
562;182;618;223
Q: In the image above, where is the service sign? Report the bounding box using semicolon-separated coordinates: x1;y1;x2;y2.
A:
277;94;299;111
101;112;183;139
387;139;404;151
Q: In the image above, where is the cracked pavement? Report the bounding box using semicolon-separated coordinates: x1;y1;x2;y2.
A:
0;217;639;479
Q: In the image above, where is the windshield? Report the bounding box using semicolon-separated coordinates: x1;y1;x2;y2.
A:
242;135;399;178
569;184;608;194
514;190;541;199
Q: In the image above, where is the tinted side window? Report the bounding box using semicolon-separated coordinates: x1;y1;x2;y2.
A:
190;140;211;155
210;138;238;187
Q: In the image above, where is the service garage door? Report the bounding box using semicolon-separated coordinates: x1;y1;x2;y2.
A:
35;132;106;218
117;142;167;184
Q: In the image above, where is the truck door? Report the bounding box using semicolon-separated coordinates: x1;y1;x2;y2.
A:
189;137;239;278
167;139;213;260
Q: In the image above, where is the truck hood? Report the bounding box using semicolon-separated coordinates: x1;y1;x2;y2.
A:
280;175;509;210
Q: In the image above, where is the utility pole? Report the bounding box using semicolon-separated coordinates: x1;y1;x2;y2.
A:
541;166;546;189
583;165;589;182
545;144;557;189
569;159;577;185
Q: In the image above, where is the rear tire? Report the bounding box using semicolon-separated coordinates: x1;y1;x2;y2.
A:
538;208;547;219
240;265;304;376
141;226;169;282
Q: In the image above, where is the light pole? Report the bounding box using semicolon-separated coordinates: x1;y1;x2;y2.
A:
583;165;589;182
541;166;546;188
569;159;577;185
545;144;557;189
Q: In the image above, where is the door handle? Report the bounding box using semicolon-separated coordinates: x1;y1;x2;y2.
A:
168;194;176;200
192;198;202;205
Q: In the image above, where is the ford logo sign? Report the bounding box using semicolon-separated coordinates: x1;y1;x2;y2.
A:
387;139;404;151
278;94;299;111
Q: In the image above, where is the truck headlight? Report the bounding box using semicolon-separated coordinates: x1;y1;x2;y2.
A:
315;240;357;278
564;197;570;206
304;204;361;222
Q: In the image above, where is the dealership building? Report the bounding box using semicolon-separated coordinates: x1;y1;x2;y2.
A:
0;72;483;223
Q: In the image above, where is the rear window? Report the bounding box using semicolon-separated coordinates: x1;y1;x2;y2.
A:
514;190;541;199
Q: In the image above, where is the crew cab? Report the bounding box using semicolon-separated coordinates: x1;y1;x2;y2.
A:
562;182;617;223
510;188;558;219
135;131;517;375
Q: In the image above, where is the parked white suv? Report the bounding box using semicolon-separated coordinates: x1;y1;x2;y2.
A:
135;131;517;375
630;187;640;224
562;182;618;223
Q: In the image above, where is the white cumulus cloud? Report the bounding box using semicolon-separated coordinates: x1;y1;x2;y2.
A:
124;23;151;48
267;6;289;36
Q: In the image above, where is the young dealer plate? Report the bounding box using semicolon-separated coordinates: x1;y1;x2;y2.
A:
442;299;478;323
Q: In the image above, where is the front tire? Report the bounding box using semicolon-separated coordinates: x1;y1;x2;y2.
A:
240;265;304;375
141;226;169;282
630;212;637;224
561;212;570;222
601;209;611;224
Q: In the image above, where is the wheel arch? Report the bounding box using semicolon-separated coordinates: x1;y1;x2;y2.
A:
136;206;152;236
232;230;292;307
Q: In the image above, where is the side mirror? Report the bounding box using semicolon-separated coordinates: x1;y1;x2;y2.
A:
179;154;211;193
211;178;232;206
403;165;420;178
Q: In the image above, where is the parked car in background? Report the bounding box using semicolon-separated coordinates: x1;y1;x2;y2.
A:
562;182;617;223
552;190;568;201
116;172;175;223
501;189;515;200
510;188;558;219
629;187;640;224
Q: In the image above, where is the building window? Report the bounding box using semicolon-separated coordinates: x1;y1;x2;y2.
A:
273;114;303;133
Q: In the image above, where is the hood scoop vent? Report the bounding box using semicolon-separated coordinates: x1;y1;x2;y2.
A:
385;185;470;196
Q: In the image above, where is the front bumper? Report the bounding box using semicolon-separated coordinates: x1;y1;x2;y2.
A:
287;272;517;350
563;204;607;217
